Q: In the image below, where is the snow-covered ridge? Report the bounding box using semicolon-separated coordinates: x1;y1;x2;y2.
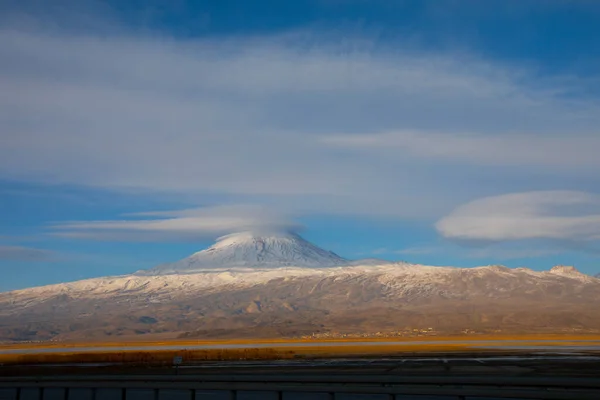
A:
549;265;580;276
1;231;598;313
1;262;595;305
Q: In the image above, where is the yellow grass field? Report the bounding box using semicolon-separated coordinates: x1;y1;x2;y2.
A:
1;334;600;366
3;333;600;350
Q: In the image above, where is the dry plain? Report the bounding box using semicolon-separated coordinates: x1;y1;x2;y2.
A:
2;334;600;366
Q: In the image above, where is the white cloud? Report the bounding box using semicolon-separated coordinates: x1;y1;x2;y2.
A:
322;130;600;168
1;24;600;221
436;191;600;242
50;204;301;241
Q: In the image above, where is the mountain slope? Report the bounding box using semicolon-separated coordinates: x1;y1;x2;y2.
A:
1;233;600;341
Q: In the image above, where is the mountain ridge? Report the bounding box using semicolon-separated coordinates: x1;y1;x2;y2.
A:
1;232;600;342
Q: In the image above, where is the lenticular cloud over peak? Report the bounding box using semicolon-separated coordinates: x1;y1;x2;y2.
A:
50;204;302;242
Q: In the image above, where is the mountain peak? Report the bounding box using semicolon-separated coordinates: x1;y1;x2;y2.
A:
549;265;581;275
141;231;348;275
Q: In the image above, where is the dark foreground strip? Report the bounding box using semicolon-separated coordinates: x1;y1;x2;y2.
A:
1;375;600;400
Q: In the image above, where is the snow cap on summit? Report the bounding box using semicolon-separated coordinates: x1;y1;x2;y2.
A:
141;230;348;275
211;230;299;249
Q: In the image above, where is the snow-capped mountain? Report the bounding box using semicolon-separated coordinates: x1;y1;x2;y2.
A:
1;232;600;342
140;231;348;275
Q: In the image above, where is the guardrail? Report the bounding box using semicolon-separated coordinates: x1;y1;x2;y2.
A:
2;373;600;400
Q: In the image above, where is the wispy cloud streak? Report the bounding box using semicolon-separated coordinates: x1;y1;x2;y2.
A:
0;245;54;261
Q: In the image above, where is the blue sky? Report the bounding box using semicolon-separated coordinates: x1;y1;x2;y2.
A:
2;0;600;290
